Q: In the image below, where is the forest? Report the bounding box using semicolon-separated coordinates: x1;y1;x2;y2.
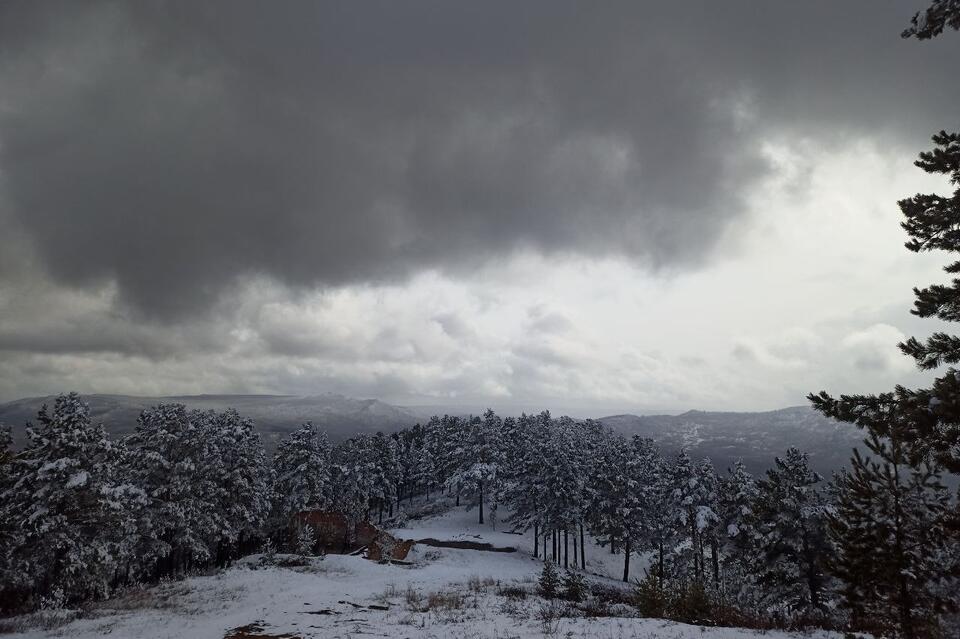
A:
0;391;957;638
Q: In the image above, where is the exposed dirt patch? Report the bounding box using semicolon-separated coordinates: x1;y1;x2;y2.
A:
416;538;516;552
223;621;300;639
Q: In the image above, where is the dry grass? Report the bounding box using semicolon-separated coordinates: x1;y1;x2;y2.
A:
424;590;466;611
466;575;496;592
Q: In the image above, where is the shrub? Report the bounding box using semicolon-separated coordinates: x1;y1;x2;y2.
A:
295;526;317;557
498;584;528;600
403;585;422;611
537;561;561;599
536;599;566;635
424;590;465;611
634;572;668;618
562;569;587;602
260;538;277;565
467;575;495;592
671;580;712;625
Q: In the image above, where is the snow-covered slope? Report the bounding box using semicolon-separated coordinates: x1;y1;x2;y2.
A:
3;500;853;639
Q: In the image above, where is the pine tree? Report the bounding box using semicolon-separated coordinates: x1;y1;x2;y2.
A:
369;431;400;523
5;394;132;604
669;451;720;586
809;2;960;486
0;423;19;610
587;434;660;582
0;423;11;467
271;422;332;533
295;524;317;557
124;403;219;577
806;8;960;632
637;446;677;592
751;447;832;614
717;460;761;606
538;560;561;598
830;426;953;638
562;568;587;602
501;413;552;552
328;435;378;525
448;409;504;525
902;0;960;40
204;409;269;562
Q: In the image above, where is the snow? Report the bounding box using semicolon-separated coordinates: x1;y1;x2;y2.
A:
4;501;854;639
65;470;88;488
391;498;647;582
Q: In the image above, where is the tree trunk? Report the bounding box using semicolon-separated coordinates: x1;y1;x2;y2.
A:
622;537;631;582
658;541;665;589
478;481;484;524
580;523;586;570
710;538;720;587
572;530;578;567
564;529;569;569
534;523;539;558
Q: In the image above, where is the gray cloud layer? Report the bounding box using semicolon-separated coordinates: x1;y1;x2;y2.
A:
2;1;956;319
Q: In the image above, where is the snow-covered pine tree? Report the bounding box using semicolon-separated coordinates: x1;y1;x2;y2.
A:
271;422;332;535
448;410;504;525
902;0;960;40
5;394;130;604
419;416;445;495
717;460;761;606
0;423;10;467
295;523;317;557
369;431;400;523
124;403;219;578
830;426;954;639
752;447;832;615
635;442;676;590
204;409;269;563
0;423;19;610
427;415;470;503
393;423;425;503
501;413;550;553
669;451;720;587
586;434;655;581
537;560;561;598
541;417;587;569
328;435;378;526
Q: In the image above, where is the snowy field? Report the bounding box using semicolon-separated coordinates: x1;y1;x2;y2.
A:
2;503;851;639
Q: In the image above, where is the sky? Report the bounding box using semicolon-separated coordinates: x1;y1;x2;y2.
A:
0;1;958;413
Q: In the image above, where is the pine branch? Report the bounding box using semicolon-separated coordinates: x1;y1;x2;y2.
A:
898;333;960;369
902;0;960;40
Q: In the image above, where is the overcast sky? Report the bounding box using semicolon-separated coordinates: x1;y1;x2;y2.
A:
0;1;958;413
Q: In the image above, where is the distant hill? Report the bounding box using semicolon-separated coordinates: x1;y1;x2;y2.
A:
600;405;864;478
0;393;419;449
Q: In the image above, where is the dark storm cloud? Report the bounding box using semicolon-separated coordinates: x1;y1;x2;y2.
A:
0;0;956;318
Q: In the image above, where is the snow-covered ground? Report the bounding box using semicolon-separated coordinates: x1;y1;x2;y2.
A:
390;497;646;582
2;500;849;639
